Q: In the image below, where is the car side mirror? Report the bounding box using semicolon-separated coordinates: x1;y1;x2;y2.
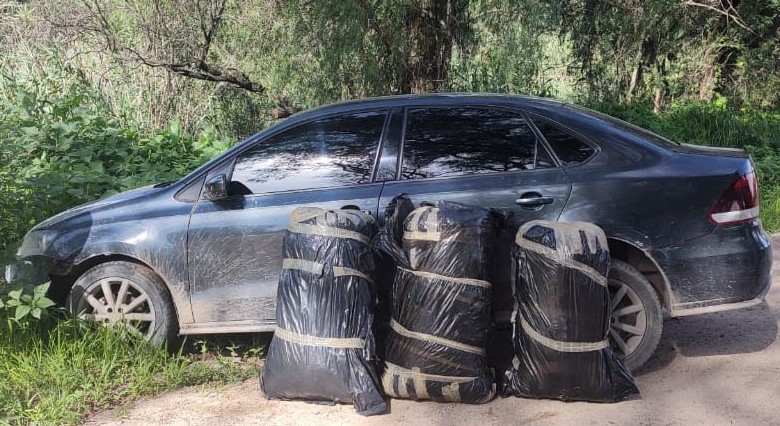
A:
204;174;228;201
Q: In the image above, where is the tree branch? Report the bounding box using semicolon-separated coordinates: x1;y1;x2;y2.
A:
55;0;266;94
682;0;752;31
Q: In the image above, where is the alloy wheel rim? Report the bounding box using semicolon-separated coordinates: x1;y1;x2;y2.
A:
607;278;647;358
79;277;156;337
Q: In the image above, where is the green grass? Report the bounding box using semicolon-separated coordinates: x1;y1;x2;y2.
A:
0;315;264;425
760;185;780;232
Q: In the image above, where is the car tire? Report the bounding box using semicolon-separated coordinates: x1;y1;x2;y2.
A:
67;261;179;349
607;259;663;372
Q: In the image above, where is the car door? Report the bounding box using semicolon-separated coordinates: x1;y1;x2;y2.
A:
186;109;389;328
378;106;572;320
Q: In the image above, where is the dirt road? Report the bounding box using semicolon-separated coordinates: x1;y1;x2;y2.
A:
85;237;780;426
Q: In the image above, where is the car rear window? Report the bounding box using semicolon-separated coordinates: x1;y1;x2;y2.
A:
534;120;596;165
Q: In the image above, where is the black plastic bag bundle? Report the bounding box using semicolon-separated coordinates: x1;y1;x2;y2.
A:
500;220;639;402
376;196;497;404
260;207;386;416
402;204;494;279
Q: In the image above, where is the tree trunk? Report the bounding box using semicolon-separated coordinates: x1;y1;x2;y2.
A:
626;26;648;103
403;0;463;93
698;64;716;102
626;56;642;103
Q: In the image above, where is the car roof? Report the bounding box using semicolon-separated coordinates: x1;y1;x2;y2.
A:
288;93;570;121
175;93;665;188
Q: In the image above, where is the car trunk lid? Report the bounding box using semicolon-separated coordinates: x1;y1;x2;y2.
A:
671;143;750;158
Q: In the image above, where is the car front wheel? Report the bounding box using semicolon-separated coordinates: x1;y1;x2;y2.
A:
67;261;179;349
607;259;663;372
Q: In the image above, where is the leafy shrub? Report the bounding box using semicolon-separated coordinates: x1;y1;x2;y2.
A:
0;75;233;253
1;282;56;324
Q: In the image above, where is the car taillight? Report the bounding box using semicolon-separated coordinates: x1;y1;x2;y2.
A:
709;171;759;225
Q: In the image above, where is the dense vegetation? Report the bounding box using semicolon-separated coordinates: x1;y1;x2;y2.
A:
0;1;778;424
2;0;779;254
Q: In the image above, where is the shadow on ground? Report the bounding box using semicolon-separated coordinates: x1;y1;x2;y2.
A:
636;234;780;376
636;300;778;375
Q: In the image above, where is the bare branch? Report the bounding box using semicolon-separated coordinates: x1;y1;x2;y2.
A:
682;0;752;32
49;0;265;93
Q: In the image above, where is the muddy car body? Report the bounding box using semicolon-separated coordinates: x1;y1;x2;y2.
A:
5;94;772;370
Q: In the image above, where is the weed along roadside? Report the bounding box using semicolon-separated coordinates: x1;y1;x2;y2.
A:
0;287;266;425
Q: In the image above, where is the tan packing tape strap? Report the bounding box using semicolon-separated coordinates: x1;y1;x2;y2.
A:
398;267;491;289
404;206;441;242
519;315;609;352
403;230;442;242
425;206;440;233
409;247;421;270
289;207;374;228
520;220;609;254
514;236;608;287
382;362;472;402
289;207;328;225
288;222;371;245
273;326;364;349
332;266;374;284
403;207;427;238
441;382;462;402
390;319;486;356
515;220;609;287
282;258;324;276
412;367;430;399
382;370;409;399
384;362;478;383
283;259;373;283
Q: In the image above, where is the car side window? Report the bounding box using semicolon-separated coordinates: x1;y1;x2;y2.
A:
401;107;553;180
231;111;386;194
534;119;596;166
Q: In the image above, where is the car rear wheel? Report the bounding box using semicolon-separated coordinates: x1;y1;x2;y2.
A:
67;261;179;349
607;259;663;372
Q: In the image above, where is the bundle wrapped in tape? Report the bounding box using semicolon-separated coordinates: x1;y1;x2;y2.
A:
260;207;386;416
500;220;639;402
376;196;498;403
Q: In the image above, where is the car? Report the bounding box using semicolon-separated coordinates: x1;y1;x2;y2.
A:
4;93;772;370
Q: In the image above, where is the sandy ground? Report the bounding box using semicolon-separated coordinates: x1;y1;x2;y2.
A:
84;236;780;426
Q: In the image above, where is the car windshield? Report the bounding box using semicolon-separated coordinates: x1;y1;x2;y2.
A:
566;104;681;149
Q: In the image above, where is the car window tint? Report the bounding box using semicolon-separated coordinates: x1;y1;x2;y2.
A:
231;111;385;194
402;107;551;180
534;120;596;165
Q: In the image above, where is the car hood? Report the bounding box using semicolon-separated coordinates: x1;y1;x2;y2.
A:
33;185;163;231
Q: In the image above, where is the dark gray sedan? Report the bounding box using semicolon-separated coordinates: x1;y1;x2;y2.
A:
5;94;772;370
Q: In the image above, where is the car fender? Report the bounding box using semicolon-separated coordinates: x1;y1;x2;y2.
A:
71;235;194;325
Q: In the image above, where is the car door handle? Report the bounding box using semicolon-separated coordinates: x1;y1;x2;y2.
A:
515;195;554;206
